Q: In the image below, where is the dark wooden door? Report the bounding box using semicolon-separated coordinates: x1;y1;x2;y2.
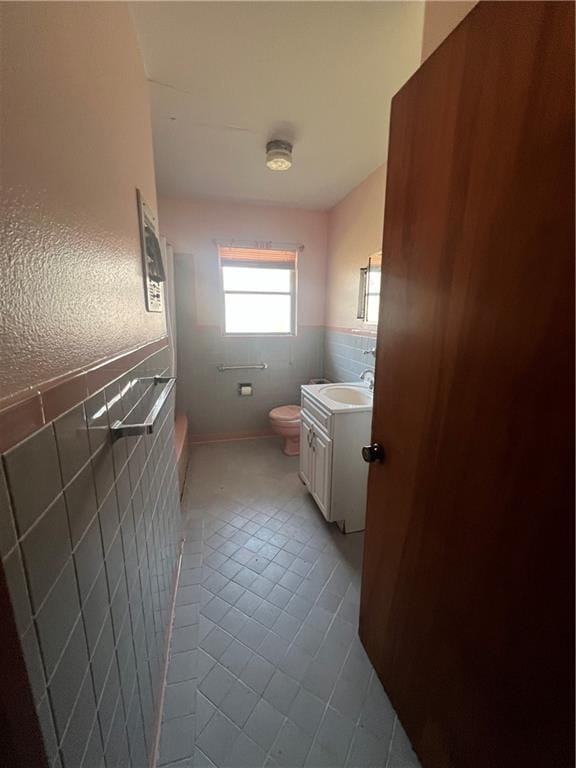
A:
359;3;574;768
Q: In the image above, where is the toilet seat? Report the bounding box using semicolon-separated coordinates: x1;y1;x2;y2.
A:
269;405;301;424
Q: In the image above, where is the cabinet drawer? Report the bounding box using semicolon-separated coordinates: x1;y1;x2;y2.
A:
301;394;332;435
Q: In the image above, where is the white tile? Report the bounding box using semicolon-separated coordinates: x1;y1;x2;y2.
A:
232;567;257;589
218;557;242;578
218;606;248;637
197;649;216;680
163;680;197;721
235;591;262;617
301;658;339;702
270;720;313;768
198;664;235;706
195;746;217;767
199;625;233;660
219;639;252;677
325;616;356;650
317;589;342;614
285;594;313;621
268;584;292;609
305;741;337;767
196;710;240;767
273;549;296;569
288;688;326;737
168;650;198;684
272;611;301;642
223;733;267;768
279;570;304;592
205;550;228;570
201;596;231;623
237;618;269;651
158;714;195;765
293;624;325;656
259;543;282;561
257;633;290;666
218;541;240;558
196;693;216;736
337;600;359;625
345;727;388;768
263;670;300;715
244;699;285;752
249;575;275;599
283;538;304;556
254;526;275;542
246;554;271;574
252;600;282;629
244;537;265;553
315;707;355;765
239;653;275;695
219;680;259;727
231;547;253;566
218;581;245;606
330;676;367;722
387;719;420;767
289;558;312;577
173;441;420;768
306;606;333;634
202;568;228;595
229;529;252;547
269;533;289;549
278;643;314;683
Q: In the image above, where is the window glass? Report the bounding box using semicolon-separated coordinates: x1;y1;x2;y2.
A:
224;294;292;334
222;266;291;293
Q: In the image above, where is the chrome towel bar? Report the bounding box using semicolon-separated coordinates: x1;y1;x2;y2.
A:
111;376;176;440
217;363;268;371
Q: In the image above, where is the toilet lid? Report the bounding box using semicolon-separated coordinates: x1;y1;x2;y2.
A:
269;405;301;423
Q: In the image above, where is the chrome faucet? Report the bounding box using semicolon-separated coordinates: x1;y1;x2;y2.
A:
360;369;375;391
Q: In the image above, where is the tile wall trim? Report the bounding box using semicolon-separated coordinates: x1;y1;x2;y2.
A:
325;325;378;337
0;337;169;454
189;430;276;445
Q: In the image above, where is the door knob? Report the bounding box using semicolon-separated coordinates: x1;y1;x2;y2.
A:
362;443;385;463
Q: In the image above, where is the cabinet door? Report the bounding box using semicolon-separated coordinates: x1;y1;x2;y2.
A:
299;413;313;489
311;429;332;518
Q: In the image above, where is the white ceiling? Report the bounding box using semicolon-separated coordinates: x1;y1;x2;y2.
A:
132;2;425;211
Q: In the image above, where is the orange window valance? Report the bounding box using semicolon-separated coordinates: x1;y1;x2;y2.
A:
219;246;297;267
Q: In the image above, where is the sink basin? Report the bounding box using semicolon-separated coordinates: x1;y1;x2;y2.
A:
320;385;372;406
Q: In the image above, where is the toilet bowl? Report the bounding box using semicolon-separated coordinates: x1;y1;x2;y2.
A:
269;405;301;456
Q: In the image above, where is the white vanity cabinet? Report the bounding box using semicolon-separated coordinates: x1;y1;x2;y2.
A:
299;384;372;533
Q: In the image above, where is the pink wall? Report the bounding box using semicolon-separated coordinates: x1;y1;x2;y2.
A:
421;1;477;61
325;165;386;330
323;2;477;333
0;3;165;403
159;197;328;327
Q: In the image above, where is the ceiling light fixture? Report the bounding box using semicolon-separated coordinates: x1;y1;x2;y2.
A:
266;140;293;171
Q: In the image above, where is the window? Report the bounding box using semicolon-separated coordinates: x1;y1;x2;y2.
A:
219;246;297;335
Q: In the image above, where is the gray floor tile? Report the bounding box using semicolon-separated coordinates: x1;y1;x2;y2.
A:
270;720;313;768
262;670;299;715
196;711;240;767
243;699;284;752
159;716;196;765
157;439;420;768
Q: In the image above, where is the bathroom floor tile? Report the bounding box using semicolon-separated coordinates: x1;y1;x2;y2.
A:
156;439;420;768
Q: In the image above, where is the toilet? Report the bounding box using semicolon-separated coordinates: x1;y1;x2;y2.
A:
269;405;301;456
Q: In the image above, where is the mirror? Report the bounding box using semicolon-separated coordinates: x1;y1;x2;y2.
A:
357;252;382;325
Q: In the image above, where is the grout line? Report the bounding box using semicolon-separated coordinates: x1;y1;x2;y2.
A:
385;714;398;768
151;535;185;768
